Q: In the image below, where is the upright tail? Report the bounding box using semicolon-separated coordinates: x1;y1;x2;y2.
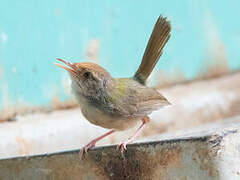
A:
134;16;171;84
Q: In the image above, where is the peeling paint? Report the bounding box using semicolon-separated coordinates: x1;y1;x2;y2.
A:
51;96;78;110
2;83;10;108
0;66;3;79
85;39;100;62
61;75;72;96
11;67;17;74
0;32;8;44
156;69;185;88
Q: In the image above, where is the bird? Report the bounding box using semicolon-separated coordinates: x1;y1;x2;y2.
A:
55;15;171;154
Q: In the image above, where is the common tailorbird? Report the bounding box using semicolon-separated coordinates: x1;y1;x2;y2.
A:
55;16;171;154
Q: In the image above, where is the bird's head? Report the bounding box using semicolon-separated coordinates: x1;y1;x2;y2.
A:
55;58;113;98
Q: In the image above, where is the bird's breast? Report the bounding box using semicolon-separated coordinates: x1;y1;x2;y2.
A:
73;89;140;130
80;101;139;131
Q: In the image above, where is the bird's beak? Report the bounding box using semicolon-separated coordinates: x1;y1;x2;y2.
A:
55;58;78;76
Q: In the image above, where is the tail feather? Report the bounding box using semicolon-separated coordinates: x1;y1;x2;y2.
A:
134;16;171;84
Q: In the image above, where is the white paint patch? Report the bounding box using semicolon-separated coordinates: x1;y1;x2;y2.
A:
204;13;228;65
85;39;100;61
1;32;8;44
43;84;58;100
0;66;3;78
11;67;17;73
61;74;72;95
176;24;184;33
2;83;10;107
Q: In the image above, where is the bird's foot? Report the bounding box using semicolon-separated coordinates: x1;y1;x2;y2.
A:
80;140;96;158
117;141;129;154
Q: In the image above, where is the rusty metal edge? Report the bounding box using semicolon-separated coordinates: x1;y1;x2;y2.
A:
0;135;209;161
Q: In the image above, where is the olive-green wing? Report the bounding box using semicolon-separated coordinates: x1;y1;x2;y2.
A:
111;79;170;117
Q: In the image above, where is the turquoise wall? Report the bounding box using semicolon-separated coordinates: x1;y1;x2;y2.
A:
0;0;239;109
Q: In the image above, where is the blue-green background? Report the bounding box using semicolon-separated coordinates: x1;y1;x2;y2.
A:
0;0;239;109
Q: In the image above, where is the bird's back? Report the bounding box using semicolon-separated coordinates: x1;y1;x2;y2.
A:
109;78;170;118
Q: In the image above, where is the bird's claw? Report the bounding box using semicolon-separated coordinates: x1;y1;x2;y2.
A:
79;140;96;158
117;142;128;154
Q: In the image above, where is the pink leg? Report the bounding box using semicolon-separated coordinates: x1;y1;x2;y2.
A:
81;130;115;156
118;116;150;153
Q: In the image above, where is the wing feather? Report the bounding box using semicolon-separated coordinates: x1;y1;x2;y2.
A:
110;78;170;117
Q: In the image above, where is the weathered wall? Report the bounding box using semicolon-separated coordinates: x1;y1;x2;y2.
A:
0;0;240;110
0;120;239;180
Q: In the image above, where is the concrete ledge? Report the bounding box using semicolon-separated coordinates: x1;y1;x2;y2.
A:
0;121;239;180
1;72;240;158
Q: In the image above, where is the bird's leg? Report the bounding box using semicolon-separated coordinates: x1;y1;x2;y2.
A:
118;116;150;153
80;129;115;156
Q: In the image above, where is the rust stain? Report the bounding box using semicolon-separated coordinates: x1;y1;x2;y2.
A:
15;137;30;155
0;106;27;122
192;142;219;177
207;135;223;158
87;147;143;180
155;59;232;88
0;98;79;122
227;99;240;118
0;139;227;179
156;69;185;88
43;153;108;180
82;144;183;180
0;145;183;179
197;48;230;81
148;146;182;179
0;105;45;122
51;96;78;110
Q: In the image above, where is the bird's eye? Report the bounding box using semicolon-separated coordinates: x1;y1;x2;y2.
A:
83;71;90;78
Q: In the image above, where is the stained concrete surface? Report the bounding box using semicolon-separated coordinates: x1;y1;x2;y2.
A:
0;118;239;180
